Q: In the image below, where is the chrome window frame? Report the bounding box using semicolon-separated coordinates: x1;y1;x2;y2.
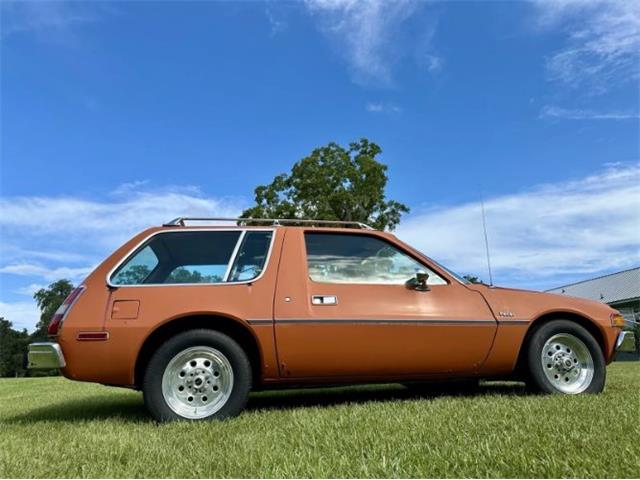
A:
106;228;276;288
222;230;246;282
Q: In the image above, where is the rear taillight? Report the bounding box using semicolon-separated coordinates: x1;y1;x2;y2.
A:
48;286;85;336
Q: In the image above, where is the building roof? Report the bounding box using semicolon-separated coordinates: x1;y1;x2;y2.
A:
546;267;640;305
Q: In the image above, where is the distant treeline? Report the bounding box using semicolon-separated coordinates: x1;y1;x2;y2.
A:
0;280;73;377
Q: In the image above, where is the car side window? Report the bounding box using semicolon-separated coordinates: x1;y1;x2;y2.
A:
228;231;273;282
110;230;257;285
304;232;446;285
110;246;159;285
165;264;228;284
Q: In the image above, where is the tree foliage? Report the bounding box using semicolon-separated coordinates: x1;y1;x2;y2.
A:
0;318;29;377
242;139;409;231
166;267;221;284
462;275;483;284
32;279;74;341
113;265;151;285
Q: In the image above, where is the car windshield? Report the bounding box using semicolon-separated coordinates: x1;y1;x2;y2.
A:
416;252;470;284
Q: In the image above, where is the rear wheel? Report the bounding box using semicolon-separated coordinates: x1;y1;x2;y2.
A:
143;329;252;422
526;320;605;394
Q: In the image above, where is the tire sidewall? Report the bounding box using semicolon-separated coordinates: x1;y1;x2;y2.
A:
527;320;605;394
143;329;252;422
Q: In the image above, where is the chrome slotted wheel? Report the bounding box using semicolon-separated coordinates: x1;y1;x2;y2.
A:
161;346;234;419
541;333;594;394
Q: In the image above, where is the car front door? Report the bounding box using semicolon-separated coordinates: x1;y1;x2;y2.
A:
274;229;497;378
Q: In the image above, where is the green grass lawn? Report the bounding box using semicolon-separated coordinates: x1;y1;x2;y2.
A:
1;363;638;478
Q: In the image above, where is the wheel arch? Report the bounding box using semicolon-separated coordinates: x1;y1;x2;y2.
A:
133;314;263;389
514;311;607;375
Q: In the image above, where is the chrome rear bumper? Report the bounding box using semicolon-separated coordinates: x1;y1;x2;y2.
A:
615;331;636;353
27;343;66;369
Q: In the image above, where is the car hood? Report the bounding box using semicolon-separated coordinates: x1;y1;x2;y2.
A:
466;283;615;325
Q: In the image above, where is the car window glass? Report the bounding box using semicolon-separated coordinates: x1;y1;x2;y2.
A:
304;232;446;285
110;246;158;285
228;231;273;282
165;265;227;284
110;231;242;285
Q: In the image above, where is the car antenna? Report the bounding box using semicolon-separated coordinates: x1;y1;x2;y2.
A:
481;195;494;286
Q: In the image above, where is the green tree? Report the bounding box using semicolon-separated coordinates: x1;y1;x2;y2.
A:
32;279;74;341
113;265;151;285
242;139;409;231
463;275;483;284
0;318;29;377
166;267;221;284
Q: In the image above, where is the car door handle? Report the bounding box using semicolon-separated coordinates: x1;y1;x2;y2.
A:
311;295;338;305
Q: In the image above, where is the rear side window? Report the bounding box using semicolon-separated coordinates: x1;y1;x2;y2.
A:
304;232;446;285
228;231;273;282
111;246;159;285
110;230;273;285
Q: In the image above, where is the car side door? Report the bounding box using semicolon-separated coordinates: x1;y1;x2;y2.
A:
274;229;497;378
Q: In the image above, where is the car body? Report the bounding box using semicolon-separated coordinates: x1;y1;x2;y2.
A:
28;218;636;421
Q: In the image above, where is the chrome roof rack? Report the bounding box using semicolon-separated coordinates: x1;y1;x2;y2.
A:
163;217;374;230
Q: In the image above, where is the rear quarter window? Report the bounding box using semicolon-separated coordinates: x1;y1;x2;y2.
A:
110;230;273;285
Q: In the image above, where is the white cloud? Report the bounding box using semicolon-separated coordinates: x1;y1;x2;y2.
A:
0;301;40;332
0;264;93;282
396;164;640;289
0;0;107;39
534;0;640;92
366;101;402;113
109;180;151;196
304;0;424;85
265;3;287;36
540;105;640;120
14;283;47;297
423;54;443;73
2;246;92;264
0;185;243;244
0;184;245;280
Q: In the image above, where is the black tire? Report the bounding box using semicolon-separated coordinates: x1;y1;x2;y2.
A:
526;320;605;394
143;329;252;422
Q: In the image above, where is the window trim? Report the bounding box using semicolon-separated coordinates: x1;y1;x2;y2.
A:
106;228;276;288
223;230;246;282
303;231;449;287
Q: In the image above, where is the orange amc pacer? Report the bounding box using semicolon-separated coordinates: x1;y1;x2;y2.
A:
28;217;636;422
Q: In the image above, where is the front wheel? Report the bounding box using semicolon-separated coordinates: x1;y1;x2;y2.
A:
143;329;252;422
527;320;605;394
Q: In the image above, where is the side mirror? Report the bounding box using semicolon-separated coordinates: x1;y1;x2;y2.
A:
406;270;430;292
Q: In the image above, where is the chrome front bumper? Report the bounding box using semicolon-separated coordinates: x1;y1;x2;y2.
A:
615;331;636;353
27;343;66;369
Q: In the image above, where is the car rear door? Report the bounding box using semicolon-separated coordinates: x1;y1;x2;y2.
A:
274;229;497;378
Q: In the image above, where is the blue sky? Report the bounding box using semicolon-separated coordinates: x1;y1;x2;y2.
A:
1;0;639;330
